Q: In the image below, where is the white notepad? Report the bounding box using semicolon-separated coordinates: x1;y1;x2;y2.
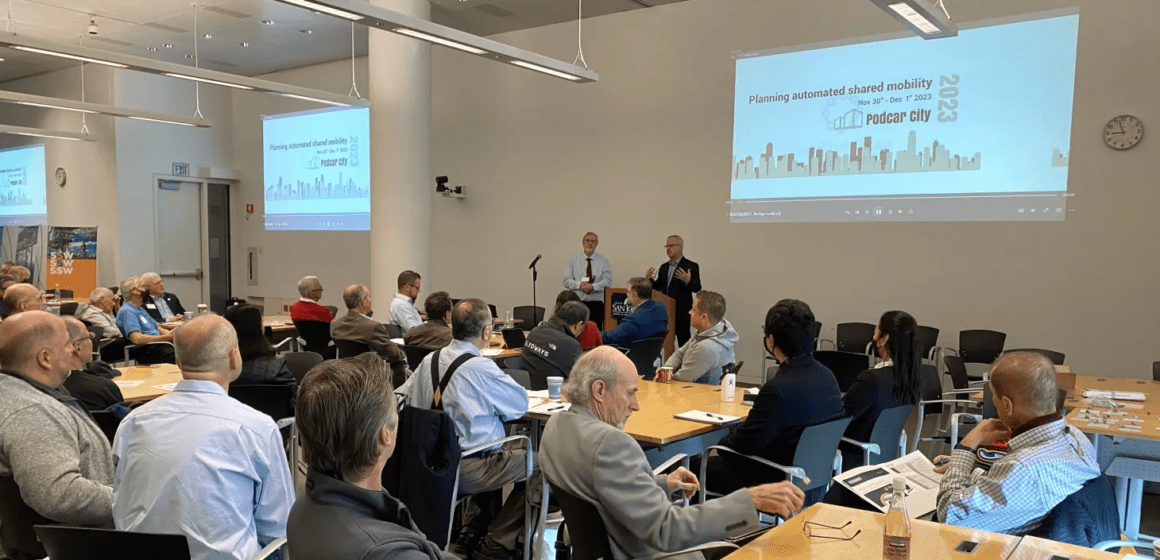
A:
153;382;179;391
1082;390;1146;401
113;380;143;388
528;401;570;415
674;410;741;425
481;348;504;357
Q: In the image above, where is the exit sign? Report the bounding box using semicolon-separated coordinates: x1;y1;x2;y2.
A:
173;163;190;176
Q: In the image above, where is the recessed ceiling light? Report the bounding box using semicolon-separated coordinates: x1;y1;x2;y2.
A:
240;42;250;47
163;43;173;48
184;54;194;59
261;20;275;25
202;33;212;39
299;29;312;34
0;58;5;62
147;46;157;51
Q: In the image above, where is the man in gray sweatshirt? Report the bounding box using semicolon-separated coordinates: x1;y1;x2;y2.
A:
0;311;115;559
661;291;738;385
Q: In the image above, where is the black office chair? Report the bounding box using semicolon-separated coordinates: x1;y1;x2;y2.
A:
324;305;339;317
335;339;372;358
282;351;324;384
34;525;192;560
90;409;121;444
951;329;1006;380
502;356;525;369
831;322;876;354
403;345;436;369
813;350;870;393
1154;362;1160;382
912;363;977;455
513;306;545;329
122;342;175;366
1004;348;1066;365
917;325;940;360
625;336;666;379
0;475;52;560
487;303;498;318
384;323;405;339
59;301;79;316
502;368;533;390
228;384;295;421
841;404;913;467
293;320;334;357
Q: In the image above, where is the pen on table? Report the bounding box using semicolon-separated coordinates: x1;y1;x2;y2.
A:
706;413;724;420
545;406;565;412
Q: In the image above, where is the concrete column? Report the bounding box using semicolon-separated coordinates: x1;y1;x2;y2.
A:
369;0;431;312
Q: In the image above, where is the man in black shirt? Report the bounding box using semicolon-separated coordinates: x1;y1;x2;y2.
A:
60;316;123;411
520;302;588;389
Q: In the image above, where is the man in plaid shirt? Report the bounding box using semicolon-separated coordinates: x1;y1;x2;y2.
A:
932;351;1099;535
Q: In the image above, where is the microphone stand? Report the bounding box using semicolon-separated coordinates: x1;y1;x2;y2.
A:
530;263;538;327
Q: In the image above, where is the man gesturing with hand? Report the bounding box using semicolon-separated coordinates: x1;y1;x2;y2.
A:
541;347;804;560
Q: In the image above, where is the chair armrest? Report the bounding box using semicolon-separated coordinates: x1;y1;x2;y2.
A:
818;338;835;351
642;541;738;560
704;445;809;485
273;338;294;351
1094;540;1153;552
275;417;295;430
247;538;287;560
921;398;978;406
651;453;689;476
840;437;881;457
949;412;980;425
462;435;534;478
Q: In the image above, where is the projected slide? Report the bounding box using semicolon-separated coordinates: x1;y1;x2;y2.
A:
0;145;47;226
728;11;1079;223
263;106;370;231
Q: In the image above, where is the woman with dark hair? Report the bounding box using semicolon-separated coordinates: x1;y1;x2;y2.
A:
839;310;923;468
223;304;296;392
555;290;601;349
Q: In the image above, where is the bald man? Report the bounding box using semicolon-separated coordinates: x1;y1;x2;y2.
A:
112;315;293;560
3;283;44;317
932;352;1099;535
0;312;114;560
60;316;124;412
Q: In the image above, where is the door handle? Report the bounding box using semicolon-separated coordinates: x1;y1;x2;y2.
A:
161;268;203;281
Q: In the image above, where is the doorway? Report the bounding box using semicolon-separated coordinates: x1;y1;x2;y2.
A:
153;177;232;313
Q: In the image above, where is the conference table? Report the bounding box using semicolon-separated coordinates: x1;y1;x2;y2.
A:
724;503;1133;560
114;363;183;404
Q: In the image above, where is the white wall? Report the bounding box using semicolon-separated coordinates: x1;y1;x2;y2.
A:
426;0;1160;381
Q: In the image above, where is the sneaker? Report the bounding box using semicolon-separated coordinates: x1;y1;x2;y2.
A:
449;529;482;559
472;536;521;560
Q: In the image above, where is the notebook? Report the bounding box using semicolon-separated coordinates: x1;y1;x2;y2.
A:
674;410;741;425
1082;390;1146;401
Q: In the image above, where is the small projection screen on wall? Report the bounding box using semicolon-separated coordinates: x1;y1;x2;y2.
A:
263;106;370;231
0;144;47;226
727;10;1080;223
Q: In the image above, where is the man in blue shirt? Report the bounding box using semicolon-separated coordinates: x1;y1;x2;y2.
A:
563;232;612;330
112;314;294;560
396;299;538;560
114;276;175;364
601;277;668;349
389;270;424;333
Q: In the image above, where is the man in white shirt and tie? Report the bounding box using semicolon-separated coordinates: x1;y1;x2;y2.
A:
563;232;612;330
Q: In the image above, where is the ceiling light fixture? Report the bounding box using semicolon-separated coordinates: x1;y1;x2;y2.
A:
164;43;173;48
0;33;369;107
0;89;213;126
0;124;93;141
261;20;275;25
147;46;157;51
203;33;212;39
240;42;250;47
299;29;312;34
866;0;957;38
271;0;597;82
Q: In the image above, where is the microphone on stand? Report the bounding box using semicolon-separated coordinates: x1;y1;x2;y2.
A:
528;254;542;269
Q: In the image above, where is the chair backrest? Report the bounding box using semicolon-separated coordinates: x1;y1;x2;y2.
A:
384;323;405;339
403;345;436;369
58;289;74;298
283;351;324;384
1154;362;1160;383
512;305;545;328
488;303;498;318
813;351;870;393
1029;474;1119;548
0;475;51;560
625;336;666;379
1057;388;1068;415
917;326;939;358
867;405;912;464
89;409;121;444
324;305;338;317
943;354;971;391
1003;348;1066;366
835;322;876;354
547;479;615;560
334;339;372;359
502;356;524;369
917;363;941;413
791;416;853;492
982;384;997;419
293;320;333;356
502;368;533;390
60;301;79;316
958;329;1006;364
228;384;295;421
381;405;462;548
34;525;192;560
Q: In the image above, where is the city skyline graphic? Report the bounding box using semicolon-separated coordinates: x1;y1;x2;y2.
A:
266;171;368;201
733;130;982;180
0;190;33;207
1051;148;1069;167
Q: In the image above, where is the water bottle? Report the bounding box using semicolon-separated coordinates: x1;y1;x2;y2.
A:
883;477;911;560
504;310;513;330
720;371;736;403
53;284;60;300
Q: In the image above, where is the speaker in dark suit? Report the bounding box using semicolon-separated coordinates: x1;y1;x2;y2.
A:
649;236;701;346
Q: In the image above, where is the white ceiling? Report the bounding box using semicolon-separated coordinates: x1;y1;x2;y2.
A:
0;0;685;83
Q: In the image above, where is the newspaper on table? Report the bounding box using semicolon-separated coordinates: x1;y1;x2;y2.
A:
832;451;944;518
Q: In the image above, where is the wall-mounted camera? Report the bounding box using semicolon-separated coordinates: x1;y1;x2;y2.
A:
435;175;466;199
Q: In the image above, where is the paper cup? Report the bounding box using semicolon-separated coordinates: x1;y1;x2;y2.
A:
547;376;564;401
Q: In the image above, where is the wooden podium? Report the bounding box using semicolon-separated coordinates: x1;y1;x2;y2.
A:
603;288;677;359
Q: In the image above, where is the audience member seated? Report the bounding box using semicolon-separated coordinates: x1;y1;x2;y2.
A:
112;315;294;560
404;290;453;349
115;276;176;364
540;347;804;560
140;272;186;322
0;312;114;559
3;283;44;318
10;265;30;283
78;287;131;363
0;274;17;295
390;270;424;333
931;351;1099;535
0;261;12;276
288;355;458;560
521;301;588;389
290;275;333;323
662;291;737;385
223;304;296;395
396;299;538;560
331;284;408;380
60;316;124;412
554;290;601;349
700;299;843;505
600;278;667;349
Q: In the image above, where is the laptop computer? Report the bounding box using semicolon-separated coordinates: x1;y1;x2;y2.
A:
501;328;526;349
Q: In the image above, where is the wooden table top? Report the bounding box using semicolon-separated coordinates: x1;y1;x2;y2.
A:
161;315;296;333
724;504;1128;560
116;363;183;404
486;333;521;360
1065;375;1160;441
527;379;751;446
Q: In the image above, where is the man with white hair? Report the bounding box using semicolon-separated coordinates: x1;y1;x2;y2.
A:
112;315;294;560
78;287;130;362
290;275;333;323
140;272;186;322
540;347;805;560
115;276;175;364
